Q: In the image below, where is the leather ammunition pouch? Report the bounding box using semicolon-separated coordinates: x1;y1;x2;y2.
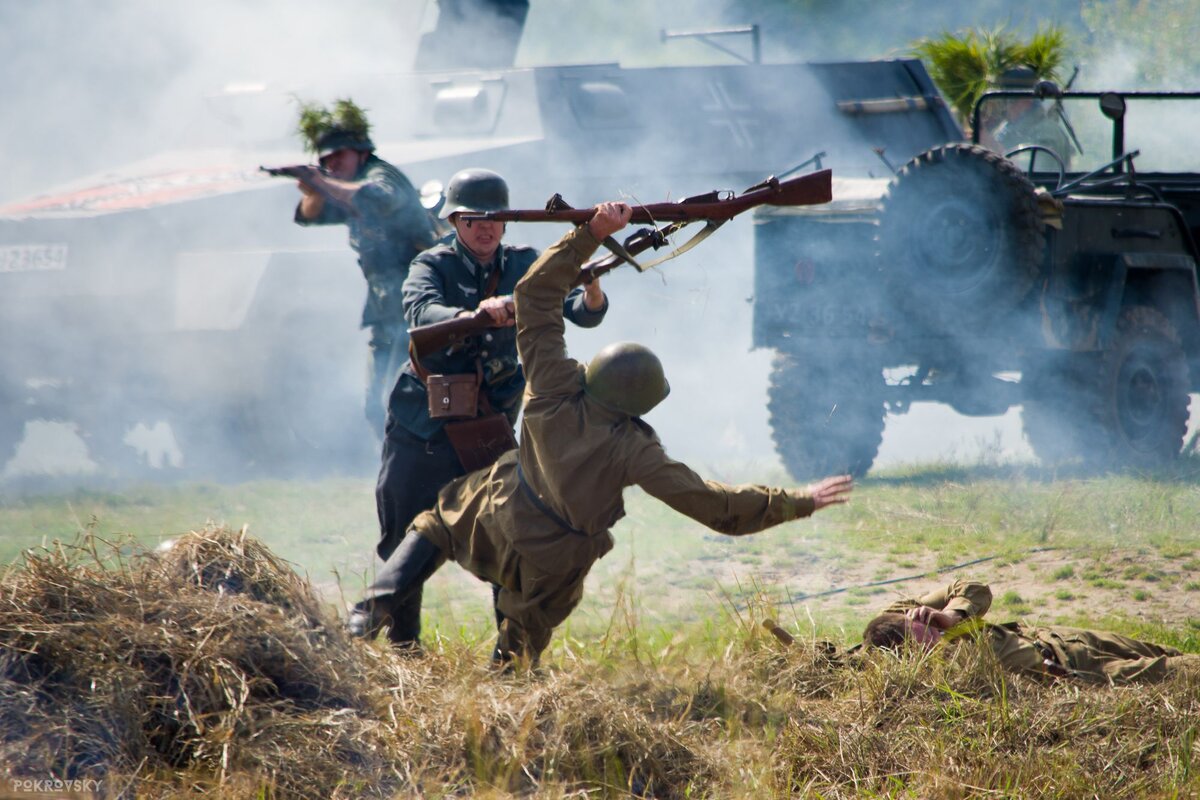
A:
426;361;482;420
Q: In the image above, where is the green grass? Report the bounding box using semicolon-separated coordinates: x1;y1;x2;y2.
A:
4;464;1199;646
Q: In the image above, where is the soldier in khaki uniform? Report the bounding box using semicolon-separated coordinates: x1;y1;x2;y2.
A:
350;202;854;664
862;579;1200;685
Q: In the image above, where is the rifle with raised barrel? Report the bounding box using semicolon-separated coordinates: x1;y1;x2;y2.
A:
409;169;831;360
259;164;360;216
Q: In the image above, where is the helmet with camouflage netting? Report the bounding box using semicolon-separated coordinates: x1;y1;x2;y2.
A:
584;342;670;417
440;168;510;219
297;98;375;157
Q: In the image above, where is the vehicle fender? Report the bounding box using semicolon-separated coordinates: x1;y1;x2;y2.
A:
1100;252;1200;350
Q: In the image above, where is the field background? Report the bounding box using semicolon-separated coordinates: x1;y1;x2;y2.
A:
4;460;1198;655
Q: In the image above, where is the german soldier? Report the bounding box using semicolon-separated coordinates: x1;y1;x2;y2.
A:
292;98;436;438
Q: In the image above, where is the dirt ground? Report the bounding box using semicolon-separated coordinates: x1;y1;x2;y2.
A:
721;544;1199;632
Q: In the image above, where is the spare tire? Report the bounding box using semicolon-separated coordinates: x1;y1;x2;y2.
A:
877;144;1044;331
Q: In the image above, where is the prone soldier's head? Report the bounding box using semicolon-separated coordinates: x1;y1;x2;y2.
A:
584;342;670;417
862;612;944;650
443;168;510;261
297;98;374;179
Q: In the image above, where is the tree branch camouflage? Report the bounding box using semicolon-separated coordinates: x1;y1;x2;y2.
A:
913;25;1069;123
296;97;373;155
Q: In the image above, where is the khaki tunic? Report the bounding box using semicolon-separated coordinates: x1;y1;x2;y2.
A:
885;581;1199;685
412;225;816;658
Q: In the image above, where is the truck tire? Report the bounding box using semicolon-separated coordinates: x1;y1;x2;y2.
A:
1023;306;1190;469
1093;306;1191;468
878;144;1044;331
767;353;885;480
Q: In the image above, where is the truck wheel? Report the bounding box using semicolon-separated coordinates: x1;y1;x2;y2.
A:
878;144;1044;329
1093;306;1191;468
1023;307;1190;469
767;353;885;480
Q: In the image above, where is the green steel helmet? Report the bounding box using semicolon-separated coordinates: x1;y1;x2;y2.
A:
584;342;670;417
440;168;509;219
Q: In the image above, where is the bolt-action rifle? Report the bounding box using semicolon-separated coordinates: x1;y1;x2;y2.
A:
259;164;360;216
408;169;831;360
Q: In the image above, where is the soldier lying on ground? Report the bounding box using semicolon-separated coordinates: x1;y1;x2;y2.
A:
861;579;1200;684
349;201;853;665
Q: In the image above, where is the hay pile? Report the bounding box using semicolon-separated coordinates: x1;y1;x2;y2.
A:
0;527;405;797
0;528;713;798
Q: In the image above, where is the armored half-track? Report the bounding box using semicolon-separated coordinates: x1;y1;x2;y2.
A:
755;87;1200;477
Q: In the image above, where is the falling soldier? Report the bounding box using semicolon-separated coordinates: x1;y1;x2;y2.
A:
349;201;853;665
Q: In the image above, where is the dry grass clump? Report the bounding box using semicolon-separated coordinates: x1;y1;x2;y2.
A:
761;638;1200;798
394;657;718;797
0;527;408;798
0;528;723;798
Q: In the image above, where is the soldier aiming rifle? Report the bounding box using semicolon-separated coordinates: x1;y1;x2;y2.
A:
265;98;437;439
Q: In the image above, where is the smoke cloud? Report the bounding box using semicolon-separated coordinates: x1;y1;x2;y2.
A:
1;0;1193;488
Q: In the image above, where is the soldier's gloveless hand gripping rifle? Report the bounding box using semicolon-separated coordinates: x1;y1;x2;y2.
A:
259;164;362;217
408;169;832;358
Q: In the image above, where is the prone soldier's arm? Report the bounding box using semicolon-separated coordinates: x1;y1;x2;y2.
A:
915;580;993;620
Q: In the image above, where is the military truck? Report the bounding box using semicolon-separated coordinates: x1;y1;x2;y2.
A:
0;3;964;481
755;86;1200;477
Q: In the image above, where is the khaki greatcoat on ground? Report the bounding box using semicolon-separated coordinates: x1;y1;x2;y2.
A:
883;580;1199;684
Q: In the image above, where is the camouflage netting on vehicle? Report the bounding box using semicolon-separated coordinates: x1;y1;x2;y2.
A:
0;528;714;798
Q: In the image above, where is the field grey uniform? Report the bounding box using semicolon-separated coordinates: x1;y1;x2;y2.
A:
365;224;819;662
371;234;606;644
294;153;435;436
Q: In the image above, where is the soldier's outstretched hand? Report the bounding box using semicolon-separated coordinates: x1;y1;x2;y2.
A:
588;202;632;240
806;474;853;511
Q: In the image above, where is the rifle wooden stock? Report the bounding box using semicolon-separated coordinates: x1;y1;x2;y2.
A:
462;169;832;224
408;308;496;361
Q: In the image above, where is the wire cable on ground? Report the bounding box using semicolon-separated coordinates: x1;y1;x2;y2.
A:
787;545;1061;604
